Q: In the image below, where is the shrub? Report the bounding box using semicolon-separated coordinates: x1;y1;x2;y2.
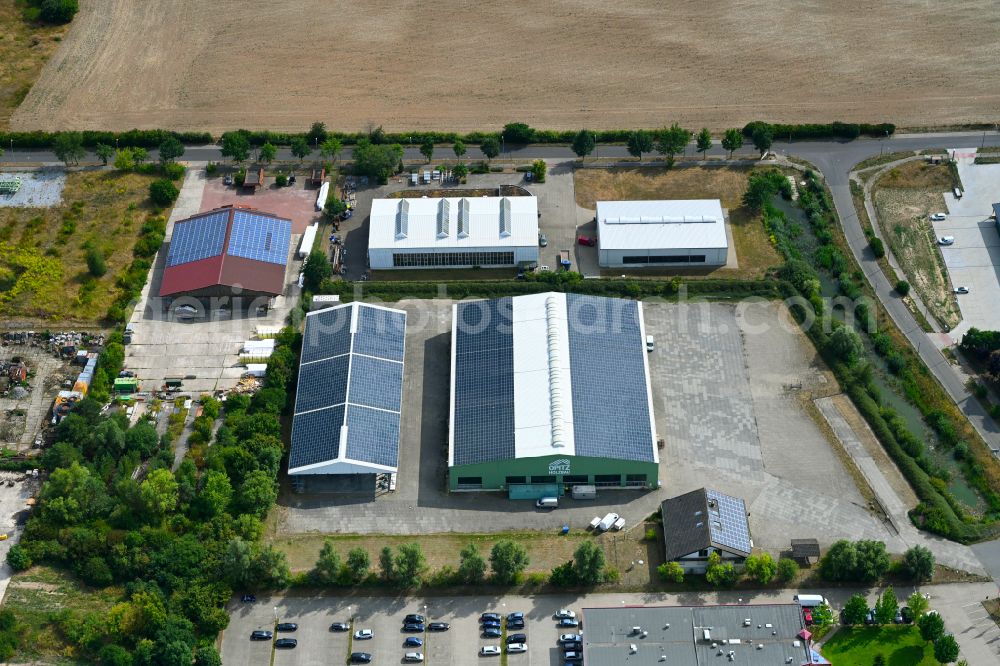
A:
643;528;657;542
205;162;218;176
6;544;31;571
39;0;78;24
901;545;934;582
275;173;288;187
85;247;107;278
149;179;179;206
530;159;547;183
869;237;885;258
895;280;910;296
657;561;684;583
776;557;799;582
162;162;186;181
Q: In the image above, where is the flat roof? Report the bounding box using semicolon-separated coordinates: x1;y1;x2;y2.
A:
596;199;727;251
583;605;813;666
449;292;658;466
369;195;538;250
289;302;406;475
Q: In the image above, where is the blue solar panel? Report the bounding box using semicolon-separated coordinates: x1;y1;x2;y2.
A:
227;211;291;265
300;308;353;363
452;298;515;466
345;405;399;467
707;490;752;555
289;405;345;469
566;294;655;462
353;305;406;361
166;210;228;267
348;355;402;412
295;355;349;413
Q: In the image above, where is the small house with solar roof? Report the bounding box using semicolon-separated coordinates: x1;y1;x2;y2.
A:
159;205;292;299
447;292;659;495
661;487;753;573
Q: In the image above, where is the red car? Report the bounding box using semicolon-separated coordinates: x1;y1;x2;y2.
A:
803;609;813;625
577;235;597;247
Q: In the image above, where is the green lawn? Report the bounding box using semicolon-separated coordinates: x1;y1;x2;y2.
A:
821;626;937;666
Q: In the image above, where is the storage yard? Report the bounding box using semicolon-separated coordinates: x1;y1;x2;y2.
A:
12;1;1000;133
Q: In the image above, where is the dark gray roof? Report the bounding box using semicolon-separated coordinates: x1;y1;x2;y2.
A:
583;605;812;666
661;488;752;561
791;539;821;558
289;303;405;473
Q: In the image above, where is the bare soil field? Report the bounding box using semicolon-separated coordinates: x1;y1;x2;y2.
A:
0;0;68;130
574;166;782;278
873;187;960;328
12;0;1000;133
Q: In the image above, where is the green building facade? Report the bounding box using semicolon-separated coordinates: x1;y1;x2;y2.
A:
449;454;659;494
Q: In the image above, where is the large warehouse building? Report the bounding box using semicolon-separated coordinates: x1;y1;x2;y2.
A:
596;199;728;268
288;302;406;486
160;205;292;298
448;292;659;495
368;195;539;269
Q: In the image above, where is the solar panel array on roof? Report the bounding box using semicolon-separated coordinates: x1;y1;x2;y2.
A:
565;294;655;462
166;210;229;267
290;303;406;473
706;489;752;555
452;298;515;465
228;210;292;265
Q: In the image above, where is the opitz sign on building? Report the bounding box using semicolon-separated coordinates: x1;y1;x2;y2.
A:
548;458;571;475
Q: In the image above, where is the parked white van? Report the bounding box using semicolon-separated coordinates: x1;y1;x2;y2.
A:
536;497;559;509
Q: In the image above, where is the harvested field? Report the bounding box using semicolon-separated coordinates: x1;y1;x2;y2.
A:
0;0;68;130
873;187;961;328
574;166;781;278
12;1;1000;133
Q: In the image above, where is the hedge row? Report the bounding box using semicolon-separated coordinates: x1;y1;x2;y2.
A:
320;274;783;303
0;129;212;149
742;121;896;141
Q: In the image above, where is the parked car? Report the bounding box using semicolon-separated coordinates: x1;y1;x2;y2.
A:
403;652;424;662
558;618;580;628
349;653;372;664
803;609;813;625
330;622;350;632
538;233;548;247
276;623;298;632
481;613;502;623
354;629;374;640
560;634;583;643
249;630;272;641
174;304;200;319
507;619;525;630
241;594;256;603
428;622;450;631
930;213;946;221
481;645;501;655
577;235;597;247
507;643;527;654
404;614;426;624
900;607;914;624
954;286;970;294
274;638;297;649
938;236;955;245
555;609;577;619
403;622;425;633
507;612;524;623
481;619;501;629
507;633;527;644
646;335;655;352
893;610;903;624
482;627;502;638
564;651;583;662
223;174;234;186
864;609;875;625
404;636;424;647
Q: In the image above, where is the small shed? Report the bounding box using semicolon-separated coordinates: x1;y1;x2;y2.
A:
791;538;821;565
7;362;27;383
243;168;264;190
309;167;326;186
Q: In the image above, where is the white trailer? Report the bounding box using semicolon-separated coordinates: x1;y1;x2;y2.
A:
242;339;275;354
598;512;620;531
793;594;829;608
298;223;318;259
571;485;597;500
315;181;330;211
244;364;267;377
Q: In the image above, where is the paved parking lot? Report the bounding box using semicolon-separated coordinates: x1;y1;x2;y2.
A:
221;583;1000;666
936;155;1000;339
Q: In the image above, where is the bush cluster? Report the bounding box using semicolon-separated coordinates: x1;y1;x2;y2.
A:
0;129;211;150
742;121;896;141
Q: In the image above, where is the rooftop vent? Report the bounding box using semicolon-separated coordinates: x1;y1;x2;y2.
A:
545;295;568;448
395;200;409;239
499;197;512;237
437;199;450;238
457;198;470;238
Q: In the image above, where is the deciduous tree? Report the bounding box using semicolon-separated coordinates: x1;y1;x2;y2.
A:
458;543;486;584
159;137;185;164
752;125;773;157
704;551;736;587
571;130;596;160
626;130;653;161
918;611;944;642
907;590;929;619
313;540;341;585
220;132;250;163
420;140;434;163
696;128;713;160
573;540;606;585
842;593;869;625
721;128;743;158
95;143;114;165
933;634;958;663
320;137;342;164
345;547;370;584
480;136;501;162
902;545;934;582
53;131;85;166
259;142;277;164
453;140;466;162
490;539;529;584
744;552;777;584
393;543;427;588
290;137;311;162
874;586;898;625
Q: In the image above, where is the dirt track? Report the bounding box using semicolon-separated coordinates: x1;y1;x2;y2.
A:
12;0;1000;133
